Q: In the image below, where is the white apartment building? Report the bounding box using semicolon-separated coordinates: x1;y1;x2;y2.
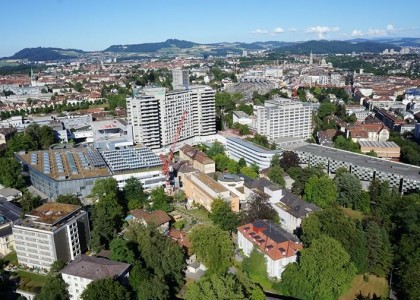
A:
127;85;216;149
172;69;190;90
237;220;302;278
252;98;312;140
13;203;90;270
226;137;282;169
61;255;130;300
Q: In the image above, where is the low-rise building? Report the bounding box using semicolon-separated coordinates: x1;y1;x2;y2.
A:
13;203;90;270
347;123;389;142
179;144;215;174
61;255;130;300
0;199;21;256
0;127;17;145
237;220;302;278
0;188;22;202
183;171;239;212
232;111;252;126
126;209;171;233
359;141;401;159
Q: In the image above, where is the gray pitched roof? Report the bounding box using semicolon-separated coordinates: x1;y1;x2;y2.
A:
60;255;130;281
279;190;320;218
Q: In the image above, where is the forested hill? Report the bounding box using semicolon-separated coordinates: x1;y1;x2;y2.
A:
274;40;401;54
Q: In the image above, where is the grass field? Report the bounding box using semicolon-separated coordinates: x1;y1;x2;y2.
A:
3;251;18;265
341;207;364;221
17;270;48;292
340;274;389;300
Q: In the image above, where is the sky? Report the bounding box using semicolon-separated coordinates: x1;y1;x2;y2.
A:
1;0;420;57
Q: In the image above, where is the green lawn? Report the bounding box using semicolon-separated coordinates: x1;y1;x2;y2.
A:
241;249;282;293
340;207;364;221
340;274;389;300
3;251;18;265
177;207;211;223
17;270;48;293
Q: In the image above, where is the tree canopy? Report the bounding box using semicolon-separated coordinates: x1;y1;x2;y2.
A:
281;235;356;300
56;194;82;206
81;278;130;300
335;172;362;209
210;198;239;232
279;151;300;171
240;193;278;224
150;187;172;212
190;224;233;274
123;177;146;210
304;175;337;208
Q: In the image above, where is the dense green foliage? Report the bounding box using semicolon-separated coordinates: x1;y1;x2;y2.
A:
288;166;325;195
304;175;337;208
89;178;125;251
56;194;82;206
185;273;264;300
364;221;393;277
335;172;363;209
301;207;368;273
334;136;360;153
210;198;239;232
190;224;233;274
150;187;172;212
35;276;69;300
0;157;24;188
20;190;44;213
81;278;130;300
123;177;146;210
279;151;300;171
282;235;357;300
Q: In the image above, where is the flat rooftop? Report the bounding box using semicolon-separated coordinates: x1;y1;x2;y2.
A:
358;141;400;148
26;203;81;225
18;147;111;181
193;172;227;194
295;144;420;180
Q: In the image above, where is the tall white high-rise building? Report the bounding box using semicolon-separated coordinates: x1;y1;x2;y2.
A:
126;85;216;149
172;69;190;90
251;98;312;140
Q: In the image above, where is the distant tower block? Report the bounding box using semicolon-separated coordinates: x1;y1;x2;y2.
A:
30;68;36;86
309;51;313;65
172;69;189;90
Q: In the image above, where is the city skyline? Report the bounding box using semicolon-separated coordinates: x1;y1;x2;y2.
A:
1;0;420;57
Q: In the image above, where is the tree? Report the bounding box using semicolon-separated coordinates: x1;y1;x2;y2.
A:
150;187;172;212
125;224;185;296
364;221;392;277
190;224;233;274
318;101;336;119
206;141;225;159
38;125;55;149
56;194;82;206
240;166;258;179
335;173;362;208
304;175;337;208
185;273;263;300
366;149;378;157
270;142;277;150
334;136;360;153
89;178;124;252
35;276;69;300
48;260;66;277
172;189;186;203
238;158;247;169
214;154;231;172
240;193;278;224
20;190;44;213
398;257;420;300
0;157;24;189
301;207;368;273
282;235;357;300
129;262;169;300
81;278;130;300
123;177;146;210
210;198;239;232
268;165;286;187
279;151;300;171
109;237;136;264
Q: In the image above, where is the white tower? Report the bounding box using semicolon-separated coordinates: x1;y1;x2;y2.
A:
309;51;313;65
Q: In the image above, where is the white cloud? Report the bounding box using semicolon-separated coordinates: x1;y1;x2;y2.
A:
305;26;340;39
351;29;364;37
251;29;268;34
386;24;395;32
273;27;284;34
288;27;297;32
367;28;387;36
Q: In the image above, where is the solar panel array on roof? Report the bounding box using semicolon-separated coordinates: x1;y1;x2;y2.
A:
43;152;50;174
31;153;38;165
87;148;106;167
54;152;64;174
100;148;161;172
77;152;90;170
66;152;78;175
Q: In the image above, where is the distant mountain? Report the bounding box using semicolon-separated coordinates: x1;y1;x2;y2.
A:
368;37;420;47
274;40;401;54
104;39;198;53
3;47;85;61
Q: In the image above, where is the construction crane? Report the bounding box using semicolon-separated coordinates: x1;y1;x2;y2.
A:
160;110;188;189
